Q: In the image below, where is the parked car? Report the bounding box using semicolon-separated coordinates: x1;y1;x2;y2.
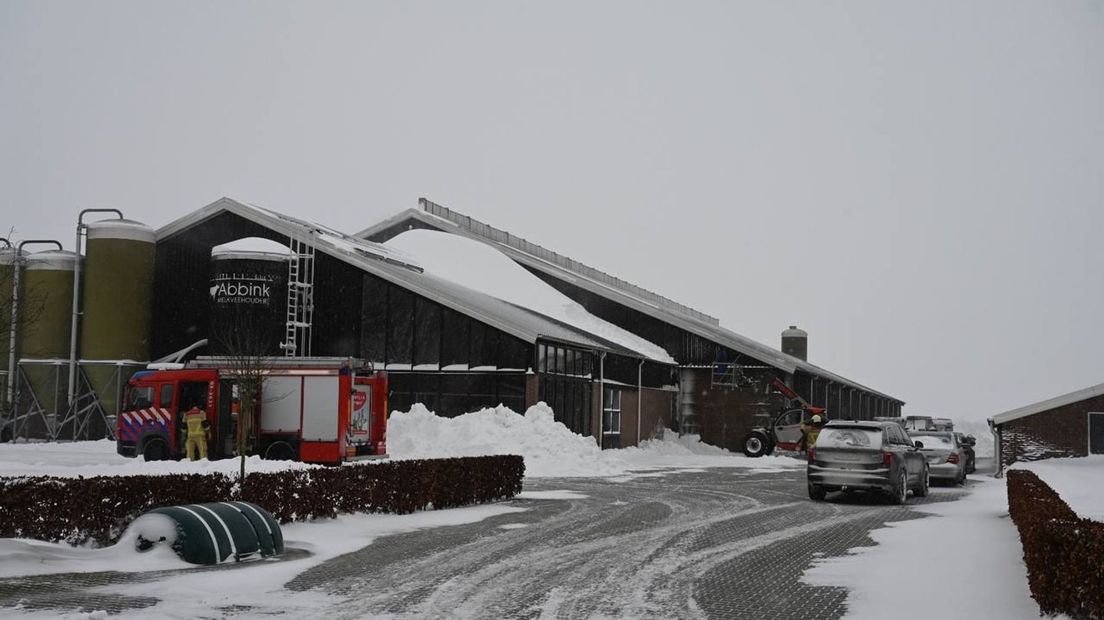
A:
904;415;937;431
807;421;930;504
955;432;977;474
909;431;967;485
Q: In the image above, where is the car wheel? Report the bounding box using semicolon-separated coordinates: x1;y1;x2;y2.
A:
142;437;169;461
808;481;827;501
891;470;908;505
742;431;770;458
914;465;930;498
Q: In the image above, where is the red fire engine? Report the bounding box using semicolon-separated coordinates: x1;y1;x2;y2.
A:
116;357;388;465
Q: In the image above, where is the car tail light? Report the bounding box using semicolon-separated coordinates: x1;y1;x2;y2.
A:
882;451;893;467
807;446;816;463
948;453;960;464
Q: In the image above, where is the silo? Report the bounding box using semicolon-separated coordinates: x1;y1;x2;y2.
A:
0;245;20;409
80;219;156;423
208;238;290;357
20;250;80;436
781;325;808;361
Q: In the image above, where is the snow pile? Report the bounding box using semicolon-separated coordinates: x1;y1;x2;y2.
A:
388;402;627;478
387;402;802;478
955;418;995;457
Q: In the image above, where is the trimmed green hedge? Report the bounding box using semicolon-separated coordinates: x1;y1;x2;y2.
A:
1007;469;1104;619
0;455;524;547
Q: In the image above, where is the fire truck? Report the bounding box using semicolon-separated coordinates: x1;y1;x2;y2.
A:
116;357;388;465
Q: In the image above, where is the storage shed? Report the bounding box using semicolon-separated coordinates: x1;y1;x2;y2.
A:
990;381;1104;472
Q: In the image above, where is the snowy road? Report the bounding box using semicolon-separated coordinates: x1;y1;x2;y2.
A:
285;468;968;619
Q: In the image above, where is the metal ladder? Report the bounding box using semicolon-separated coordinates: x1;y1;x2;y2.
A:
282;234;315;356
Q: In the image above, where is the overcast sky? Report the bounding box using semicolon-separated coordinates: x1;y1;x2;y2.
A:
2;1;1101;421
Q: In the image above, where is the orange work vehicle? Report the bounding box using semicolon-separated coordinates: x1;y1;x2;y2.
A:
116;357;388;464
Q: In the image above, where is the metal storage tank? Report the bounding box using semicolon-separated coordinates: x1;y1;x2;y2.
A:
0;244;20;409
208;238;290;357
79;219;156;421
781;325;808;361
20;250;80;435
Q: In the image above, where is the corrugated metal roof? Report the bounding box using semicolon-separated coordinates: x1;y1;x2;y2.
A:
357;199;904;403
156;197;661;361
991;382;1104;426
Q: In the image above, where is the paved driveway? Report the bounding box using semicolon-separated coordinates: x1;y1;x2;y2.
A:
0;467;971;619
288;467;968;619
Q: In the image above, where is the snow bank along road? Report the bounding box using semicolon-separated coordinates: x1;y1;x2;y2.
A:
295;468;967;619
0;468;969;619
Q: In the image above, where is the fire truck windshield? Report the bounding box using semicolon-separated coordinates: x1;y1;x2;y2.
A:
126;386;154;410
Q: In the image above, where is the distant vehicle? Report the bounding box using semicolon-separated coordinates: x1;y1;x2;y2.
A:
909;431;967;485
955;432;977;474
933;418;954;432
873;416;906;429
806;421;930;504
903;416;937;431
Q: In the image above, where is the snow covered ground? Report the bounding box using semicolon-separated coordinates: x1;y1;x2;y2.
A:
3;401;1099;619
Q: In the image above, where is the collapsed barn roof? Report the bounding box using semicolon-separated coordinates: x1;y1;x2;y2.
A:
358;198;903;404
157;197;672;363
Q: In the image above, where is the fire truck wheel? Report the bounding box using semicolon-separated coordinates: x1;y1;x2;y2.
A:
741;431;770;458
142;437;169;461
264;441;295;461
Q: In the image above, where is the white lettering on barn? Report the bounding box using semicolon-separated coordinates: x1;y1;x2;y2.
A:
210;272;277;305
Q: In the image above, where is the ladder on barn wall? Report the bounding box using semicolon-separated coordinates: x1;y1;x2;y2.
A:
283;233;316;357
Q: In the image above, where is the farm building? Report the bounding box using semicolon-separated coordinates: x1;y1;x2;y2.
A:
359;199;905;452
990;381;1104;472
3;196;905;453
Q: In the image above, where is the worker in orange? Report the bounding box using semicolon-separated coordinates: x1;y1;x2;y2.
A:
184;405;209;461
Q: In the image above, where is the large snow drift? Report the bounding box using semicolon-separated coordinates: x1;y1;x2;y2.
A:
388;402;800;477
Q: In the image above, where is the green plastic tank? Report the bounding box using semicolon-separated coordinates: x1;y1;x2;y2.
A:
134;501;284;565
80;219;156;421
20;250;79;435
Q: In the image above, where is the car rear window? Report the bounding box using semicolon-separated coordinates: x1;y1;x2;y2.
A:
914;434;954;449
817;427;883;449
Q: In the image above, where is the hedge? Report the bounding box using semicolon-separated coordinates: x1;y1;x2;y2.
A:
0;455;524;548
1007;469;1104;619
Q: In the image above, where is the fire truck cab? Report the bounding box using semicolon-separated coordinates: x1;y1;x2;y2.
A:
116;357;388;465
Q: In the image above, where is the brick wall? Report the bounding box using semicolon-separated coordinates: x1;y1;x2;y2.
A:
999;394;1104;467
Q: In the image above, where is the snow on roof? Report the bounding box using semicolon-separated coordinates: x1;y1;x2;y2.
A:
358;200;902;402
991;381;1104;426
384;229;675;363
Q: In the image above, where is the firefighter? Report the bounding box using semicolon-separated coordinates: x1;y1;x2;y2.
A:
184;405;209;461
800;413;826;452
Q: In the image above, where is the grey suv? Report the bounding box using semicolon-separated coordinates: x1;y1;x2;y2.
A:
807;421;930;504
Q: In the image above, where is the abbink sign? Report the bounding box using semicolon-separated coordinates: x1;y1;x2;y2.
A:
210;272;277;306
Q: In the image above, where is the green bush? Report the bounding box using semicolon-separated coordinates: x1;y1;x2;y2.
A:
0;455;524;547
1007;469;1104;619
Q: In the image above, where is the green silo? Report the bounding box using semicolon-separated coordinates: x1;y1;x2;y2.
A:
0;245;20;410
20;250;79;437
79;219;156;425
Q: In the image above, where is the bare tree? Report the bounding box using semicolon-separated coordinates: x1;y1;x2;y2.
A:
209;305;277;479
